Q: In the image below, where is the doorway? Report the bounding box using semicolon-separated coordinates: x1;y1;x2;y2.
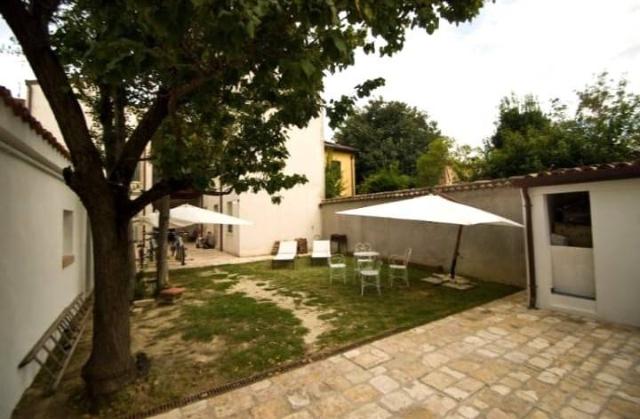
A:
546;191;595;299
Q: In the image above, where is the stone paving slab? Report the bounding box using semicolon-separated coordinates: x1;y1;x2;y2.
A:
151;292;640;418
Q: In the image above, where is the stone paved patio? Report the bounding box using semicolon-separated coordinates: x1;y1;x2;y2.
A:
147;244;273;271
152;292;640;418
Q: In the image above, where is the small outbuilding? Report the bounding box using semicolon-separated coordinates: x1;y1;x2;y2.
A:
513;161;640;327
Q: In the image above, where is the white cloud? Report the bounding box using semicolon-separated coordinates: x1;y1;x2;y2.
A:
323;0;640;146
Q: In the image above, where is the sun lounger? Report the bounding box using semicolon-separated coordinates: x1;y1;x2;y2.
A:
272;240;298;268
311;240;331;264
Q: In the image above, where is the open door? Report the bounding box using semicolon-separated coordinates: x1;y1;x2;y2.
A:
547;191;595;299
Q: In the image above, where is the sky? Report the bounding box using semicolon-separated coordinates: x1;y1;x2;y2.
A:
1;0;639;147
323;0;640;146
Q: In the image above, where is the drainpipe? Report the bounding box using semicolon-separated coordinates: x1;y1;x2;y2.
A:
522;186;537;309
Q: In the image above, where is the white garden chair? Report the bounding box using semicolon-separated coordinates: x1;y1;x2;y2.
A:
272;240;298;268
389;248;412;287
328;254;347;285
360;259;382;296
354;242;373;277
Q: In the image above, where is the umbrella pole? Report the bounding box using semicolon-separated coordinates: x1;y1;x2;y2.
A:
449;225;464;280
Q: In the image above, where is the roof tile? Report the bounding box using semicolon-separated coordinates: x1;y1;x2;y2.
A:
0;85;71;161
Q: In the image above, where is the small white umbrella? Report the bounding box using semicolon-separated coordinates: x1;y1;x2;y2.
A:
337;194;522;279
137;203;252;227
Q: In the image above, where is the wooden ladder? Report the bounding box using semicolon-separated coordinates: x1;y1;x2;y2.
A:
18;293;92;393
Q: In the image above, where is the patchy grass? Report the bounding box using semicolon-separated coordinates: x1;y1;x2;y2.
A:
180;293;307;376
14;257;520;418
222;257;520;347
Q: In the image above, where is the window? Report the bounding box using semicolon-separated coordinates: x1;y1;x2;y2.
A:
227;201;233;233
62;210;74;267
547;192;592;248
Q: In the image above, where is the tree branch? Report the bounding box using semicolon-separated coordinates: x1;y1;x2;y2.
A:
31;0;62;30
127;178;192;218
113;75;216;184
113;84;127;166
112;89;169;183
1;0;104;180
202;187;234;196
97;84;116;170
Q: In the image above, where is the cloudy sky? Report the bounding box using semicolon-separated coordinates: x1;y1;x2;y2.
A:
323;0;640;146
1;0;639;147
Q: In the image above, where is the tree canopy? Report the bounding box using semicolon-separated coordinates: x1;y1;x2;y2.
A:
480;74;640;178
416;137;452;187
334;99;442;185
360;161;411;193
1;0;487;399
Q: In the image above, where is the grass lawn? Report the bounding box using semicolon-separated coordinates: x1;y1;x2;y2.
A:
15;257;520;418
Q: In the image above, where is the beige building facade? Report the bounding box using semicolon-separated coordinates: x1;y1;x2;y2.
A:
25;82;327;258
324;141;357;197
204;117;326;256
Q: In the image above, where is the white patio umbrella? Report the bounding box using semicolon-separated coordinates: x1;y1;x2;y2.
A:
336;194;522;280
137;203;252;227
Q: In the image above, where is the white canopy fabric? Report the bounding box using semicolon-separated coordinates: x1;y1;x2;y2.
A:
336;195;522;228
137;204;252;228
336;194;522;280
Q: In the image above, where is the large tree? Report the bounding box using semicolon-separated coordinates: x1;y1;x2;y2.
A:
334;99;441;184
481;74;640;178
415;136;452;187
0;0;485;399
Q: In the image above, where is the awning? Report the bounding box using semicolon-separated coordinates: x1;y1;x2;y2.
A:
136;204;252;228
337;195;522;227
336;194;522;279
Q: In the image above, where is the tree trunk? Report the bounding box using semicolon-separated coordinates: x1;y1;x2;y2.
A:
82;209;135;399
155;196;170;293
127;221;137;301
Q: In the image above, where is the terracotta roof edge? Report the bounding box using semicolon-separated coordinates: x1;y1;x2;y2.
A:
321;178;513;205
510;160;640;187
0;85;71;162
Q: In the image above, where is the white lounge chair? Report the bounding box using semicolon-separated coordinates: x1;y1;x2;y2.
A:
311;240;331;264
272;240;298;268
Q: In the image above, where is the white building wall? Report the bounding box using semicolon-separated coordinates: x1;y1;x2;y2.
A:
529;178;640;326
0;96;92;418
205;116;325;256
25;81;64;146
26;81;94;151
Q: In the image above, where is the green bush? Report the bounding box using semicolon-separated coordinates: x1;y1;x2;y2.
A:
360;162;411;193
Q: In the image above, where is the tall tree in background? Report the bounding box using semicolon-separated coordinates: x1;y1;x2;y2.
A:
1;0;486;399
335;99;441;184
360;161;411;193
481;95;557;178
481;74;640;178
565;73;640;161
416;137;453;187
